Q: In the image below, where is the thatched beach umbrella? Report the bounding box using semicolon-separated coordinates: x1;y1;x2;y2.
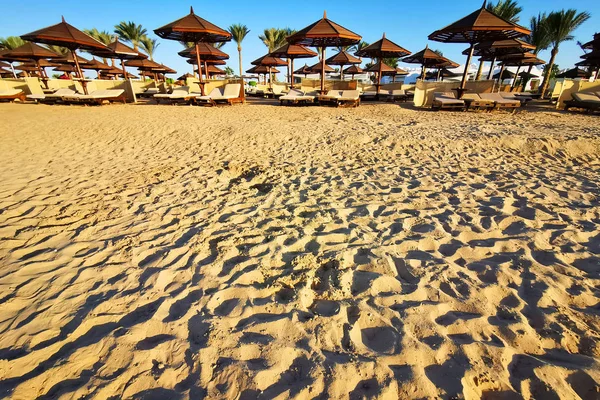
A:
3;42;59;87
294;63;312;78
180;43;229;80
581;33;599;50
16;62;40;77
326;50;361;81
401;46;450;80
155;6;231;95
246;65;280;85
355;33;410;93
428;0;530;97
89;37;147;81
0;49;27;78
251;54;287;88
287;11;361;93
308;62;335;74
269;43;317;88
468;38;536;79
555;67;591;79
21;16;109;94
125;58;162;82
365;61;396;84
83;58;113;79
498;52;545;90
343;65;364;80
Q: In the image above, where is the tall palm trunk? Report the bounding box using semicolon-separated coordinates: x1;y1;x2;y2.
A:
539;47;558;97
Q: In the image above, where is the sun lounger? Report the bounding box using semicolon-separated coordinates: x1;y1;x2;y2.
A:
384;89;408;102
479;93;520;112
195;84;242;106
432;92;465;111
0;89;26;103
279;89;315;105
564;92;600;113
360;90;378;100
137;88;160;98
462;93;495;111
27;88;77;104
500;92;531;106
62;89;126;105
318;90;342;105
338;90;360;107
153;86;190;104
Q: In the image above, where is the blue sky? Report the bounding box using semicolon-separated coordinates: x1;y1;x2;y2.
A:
1;0;598;78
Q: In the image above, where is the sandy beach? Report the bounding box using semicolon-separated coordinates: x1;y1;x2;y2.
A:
0;102;599;399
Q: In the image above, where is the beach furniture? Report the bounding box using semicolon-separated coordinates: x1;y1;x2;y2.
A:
62;89;126;105
27;88;77;104
195;84;242;106
479;92;520;111
462;93;495;111
279;89;315;105
381;89;408;102
432;92;465;111
137;87;160;99
338;90;361;107
153;86;191;103
0;88;26;102
564;92;600;113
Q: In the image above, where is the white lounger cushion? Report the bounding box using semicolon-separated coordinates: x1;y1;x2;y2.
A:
195;87;224;101
480;93;519;105
213;84;241;100
433;92;464;105
0;89;23;96
27;88;77;100
279;89;304;100
572;92;600;103
339;90;360;101
64;90;124;100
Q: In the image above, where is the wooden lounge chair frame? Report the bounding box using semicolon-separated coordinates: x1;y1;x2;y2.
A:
479;93;520;113
564;92;600;114
432;92;465;111
0;90;26;103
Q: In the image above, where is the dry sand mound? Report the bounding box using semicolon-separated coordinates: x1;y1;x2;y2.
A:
0;103;599;399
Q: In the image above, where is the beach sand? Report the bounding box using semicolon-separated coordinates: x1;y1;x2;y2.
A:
0;102;599;399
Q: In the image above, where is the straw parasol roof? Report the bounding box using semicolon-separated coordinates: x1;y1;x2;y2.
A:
178;43;229;60
468;38;535;57
269;43;317;88
364;61;396;73
178;72;195;81
402;46;452;80
52;53;90;65
154;6;231;95
20;16;109;92
186;58;225;66
251;55;287;67
20;17;109;51
383;67;409;77
581;33;599;50
84;58;113;71
499;52;545;66
287;11;361;47
308;62;335;73
16;63;40;72
125;58;162;70
343;65;363;75
493;69;515;79
428;1;530;93
52;64;77;72
153;63;177;74
88;37;146;81
154;7;231;43
246;65;280;74
287;11;361;92
293;64;312;77
555;67;591;79
195;65;225;76
426;68;461;80
355;33;410;92
325;50;361;81
3;42;59;60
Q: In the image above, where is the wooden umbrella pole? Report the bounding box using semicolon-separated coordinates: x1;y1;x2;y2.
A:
36;60;49;89
72;49;87;95
522;64;533;91
195;42;205;95
290;58;295;88
511;65;521;91
377;58;382;94
9;62;17;79
460;43;475;90
321;46;326;93
497;63;506;92
340;63;344;81
595;68;599;80
120;59;129;81
437;69;441;81
487;57;496;80
420;65;426;80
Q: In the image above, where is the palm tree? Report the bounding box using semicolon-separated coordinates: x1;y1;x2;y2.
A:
140;36;159;60
83;29;113;63
258;28;290;52
114;21;147;51
213;42;226;49
521;13;550;90
224;66;234;76
486;0;523;23
0;36;25;50
350;41;369;54
229;24;250;80
538;9;591;96
45;45;70;55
